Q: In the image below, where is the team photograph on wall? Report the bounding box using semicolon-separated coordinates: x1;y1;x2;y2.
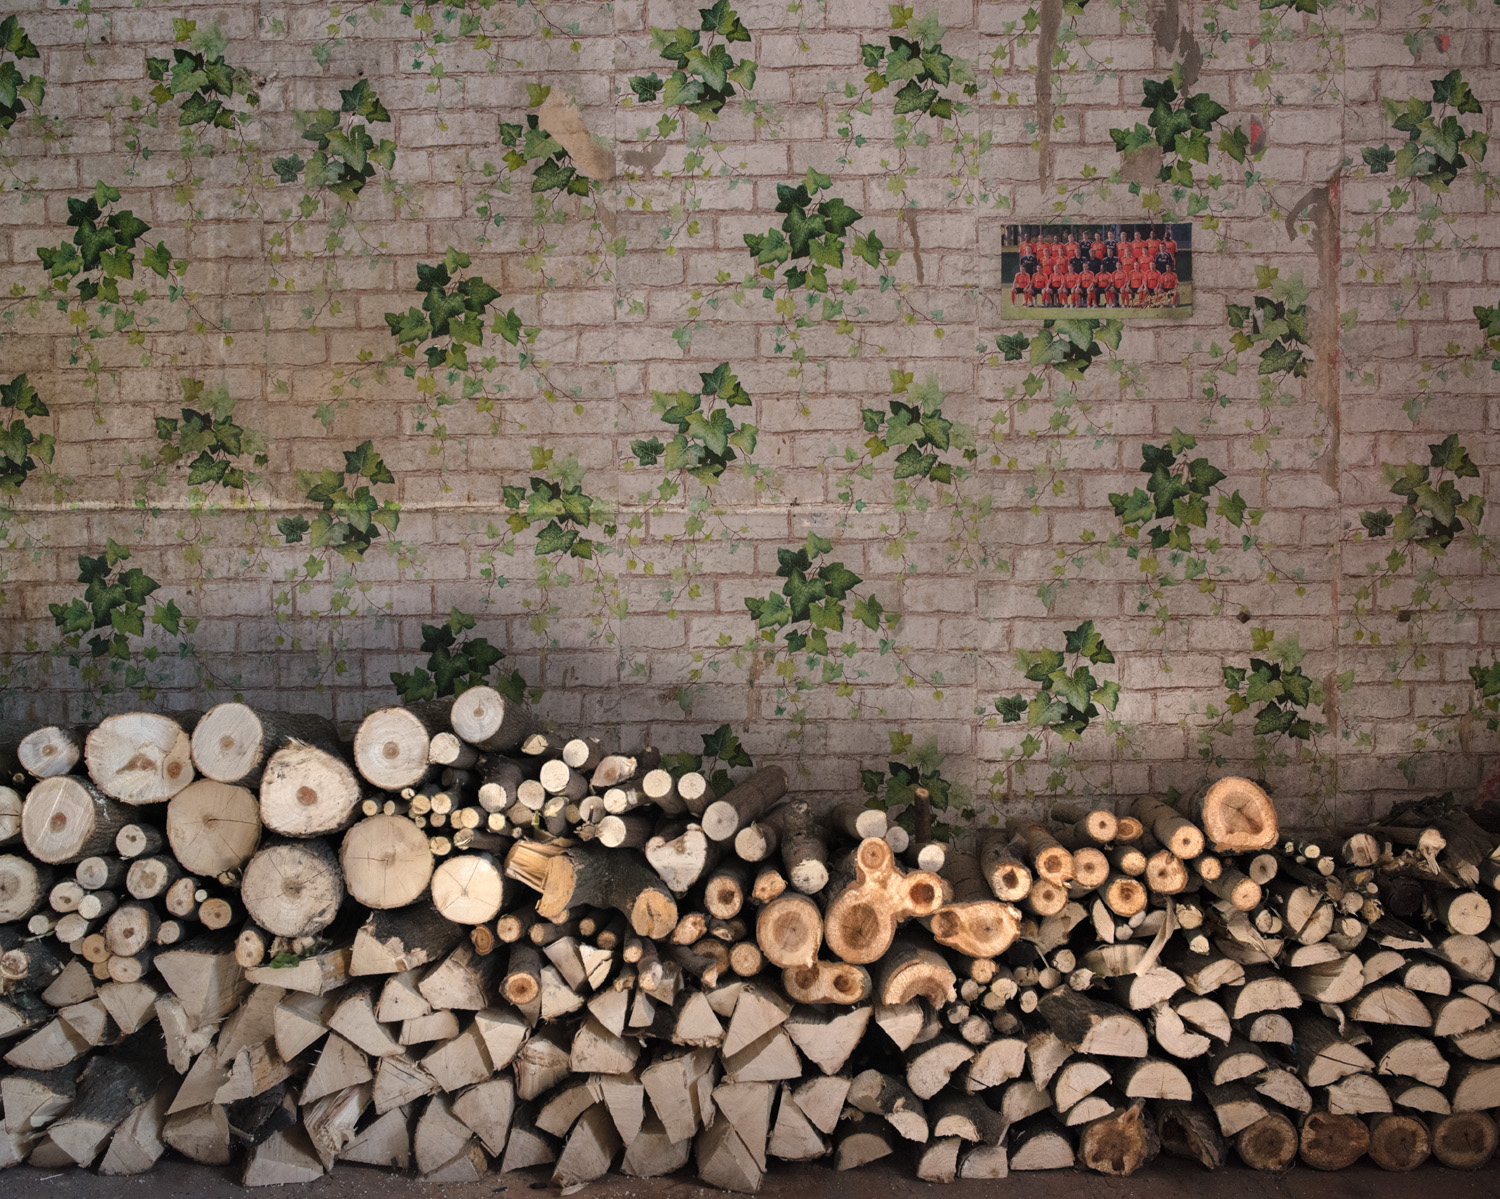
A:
997;223;1194;319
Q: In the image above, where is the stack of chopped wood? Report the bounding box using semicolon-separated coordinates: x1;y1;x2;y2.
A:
1;697;1498;1188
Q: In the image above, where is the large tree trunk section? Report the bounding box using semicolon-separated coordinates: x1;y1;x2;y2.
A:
1185;776;1278;852
85;714;195;805
340;815;434;910
823;838;943;965
165;780;261;875
537;844;677;939
23;778;135;864
876;939;956;1007
241;840;344;938
259;743;362;837
190;706;341;787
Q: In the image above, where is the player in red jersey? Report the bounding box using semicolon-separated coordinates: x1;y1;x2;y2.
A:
1159;269;1178;308
1110;267;1128;307
1038;271;1054;308
1018;237;1034;259
1050;268;1067;307
1146;229;1162;260
1064;235;1080;260
1128;267;1145;307
1091;233;1106;260
1163;229;1177;257
1064;269;1081;307
1012;270;1031;307
1144;267;1162;304
1085;268;1101;308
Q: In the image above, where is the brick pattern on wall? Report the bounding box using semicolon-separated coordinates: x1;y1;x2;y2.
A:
0;0;1496;827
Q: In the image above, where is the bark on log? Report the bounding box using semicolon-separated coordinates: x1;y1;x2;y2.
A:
701;767;787;842
448;686;537;754
190;705;340;787
23;778;135;864
538;843;678;939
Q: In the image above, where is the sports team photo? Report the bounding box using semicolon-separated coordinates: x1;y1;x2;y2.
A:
996;222;1194;320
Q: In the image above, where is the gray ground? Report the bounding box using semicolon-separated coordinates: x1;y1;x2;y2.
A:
3;1156;1497;1198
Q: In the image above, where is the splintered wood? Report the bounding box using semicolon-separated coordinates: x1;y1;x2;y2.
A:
2;694;1499;1189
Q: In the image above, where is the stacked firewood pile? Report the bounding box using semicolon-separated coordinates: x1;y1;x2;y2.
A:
1;691;1498;1188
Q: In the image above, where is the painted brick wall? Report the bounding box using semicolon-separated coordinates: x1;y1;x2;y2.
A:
0;0;1497;827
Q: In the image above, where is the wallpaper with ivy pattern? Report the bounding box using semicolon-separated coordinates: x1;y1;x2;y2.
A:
0;0;1497;829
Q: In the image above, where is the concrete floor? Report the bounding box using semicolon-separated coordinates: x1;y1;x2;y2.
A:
3;1157;1498;1198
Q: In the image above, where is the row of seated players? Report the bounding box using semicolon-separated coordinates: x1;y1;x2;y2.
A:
1011;266;1179;308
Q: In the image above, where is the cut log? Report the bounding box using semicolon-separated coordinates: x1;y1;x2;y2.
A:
644;822;718;894
1430;1110;1498;1169
1009;1113;1074;1169
162;1103;231;1164
449;686;536;754
828;1109;893;1170
1185;777;1277;852
1234;1111;1298;1170
775;797;828;894
755;893;823;969
1132;797;1204;860
0;853;50;920
1079;1098;1158;1176
979;832;1032;901
1351;984;1433;1027
162;781;261;880
701;767;787;843
1366;1110;1430;1171
258;742;361;837
906;1036;974;1100
97;1077;173;1175
538;843;677;938
876;939;955;1007
18;725;88;779
1038;987;1148;1056
350;901;465;976
782;1004;869;1075
85;714;194;805
23;777;135;864
429;852;504;924
241;840;343;937
1156;1099;1226;1168
848;1069;927;1141
1299;1110;1369;1170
